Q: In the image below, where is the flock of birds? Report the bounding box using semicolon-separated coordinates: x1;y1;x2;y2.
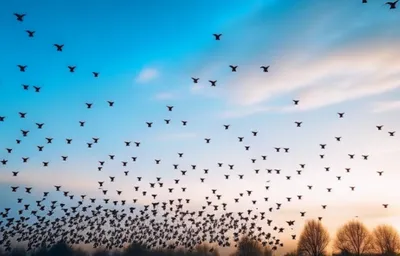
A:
0;3;398;254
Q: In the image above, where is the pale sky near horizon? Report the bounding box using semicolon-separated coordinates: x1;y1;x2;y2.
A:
1;0;400;255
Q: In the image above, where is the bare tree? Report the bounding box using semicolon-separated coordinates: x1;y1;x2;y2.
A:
194;244;220;256
92;249;110;256
372;224;400;255
283;250;297;256
333;220;374;255
235;236;264;256
297;219;330;256
263;246;273;256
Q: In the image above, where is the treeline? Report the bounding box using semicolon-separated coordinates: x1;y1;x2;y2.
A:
0;236;273;256
0;242;221;256
1;219;400;256
284;219;400;256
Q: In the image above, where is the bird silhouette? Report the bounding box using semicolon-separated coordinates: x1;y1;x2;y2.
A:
209;80;217;86
386;0;398;9
17;65;27;72
68;66;76;72
26;30;35;37
14;13;26;21
229;65;238;72
54;44;64;51
213;34;222;40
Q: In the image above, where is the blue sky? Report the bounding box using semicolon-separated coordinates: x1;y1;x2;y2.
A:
1;0;400;254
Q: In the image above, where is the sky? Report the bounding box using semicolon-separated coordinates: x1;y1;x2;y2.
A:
1;0;400;254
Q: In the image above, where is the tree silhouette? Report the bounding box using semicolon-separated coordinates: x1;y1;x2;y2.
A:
47;241;75;256
92;248;110;256
333;220;374;255
8;247;26;256
262;246;273;256
297;219;330;256
121;242;147;256
232;236;264;256
194;244;220;256
372;224;400;255
283;250;297;256
31;246;50;256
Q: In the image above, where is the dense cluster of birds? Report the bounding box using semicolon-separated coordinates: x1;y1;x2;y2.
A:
0;3;398;254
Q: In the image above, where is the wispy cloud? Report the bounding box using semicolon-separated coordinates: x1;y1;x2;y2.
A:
0;169;98;195
219;105;276;119
372;100;400;113
154;92;176;100
135;67;159;83
156;132;197;141
190;0;400;118
190;84;205;93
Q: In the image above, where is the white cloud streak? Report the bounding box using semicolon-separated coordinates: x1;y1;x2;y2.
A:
135;67;159;83
154;92;176;100
372;100;400;113
188;0;400;118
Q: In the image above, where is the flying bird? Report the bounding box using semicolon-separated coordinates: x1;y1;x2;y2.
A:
209;80;217;87
213;34;222;40
385;0;398;9
68;66;76;72
54;44;64;51
17;65;27;72
14;13;26;22
229;65;238;72
26;30;35;37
